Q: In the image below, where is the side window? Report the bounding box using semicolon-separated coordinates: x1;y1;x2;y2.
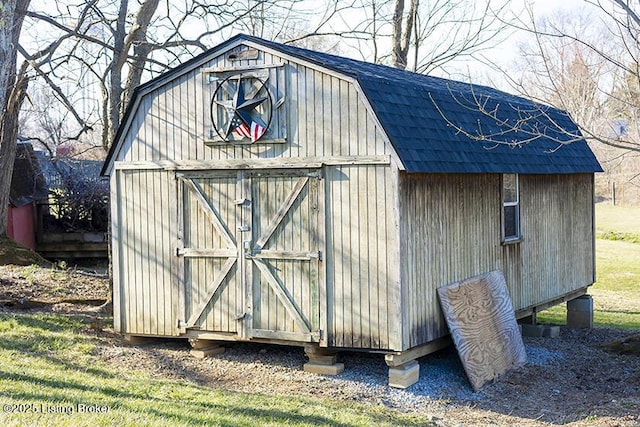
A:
502;174;520;241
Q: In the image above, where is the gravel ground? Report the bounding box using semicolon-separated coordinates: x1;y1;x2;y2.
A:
87;324;640;427
1;264;639;426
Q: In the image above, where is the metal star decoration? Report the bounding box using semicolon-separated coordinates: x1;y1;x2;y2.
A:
211;76;272;142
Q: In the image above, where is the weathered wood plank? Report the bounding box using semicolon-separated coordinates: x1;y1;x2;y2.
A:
253;176;309;251
179;248;237;258
111;173;122;333
249;329;316;342
252;258;311;333
252;250;317;260
185;256;237;327
181;178;236;249
114;156;390;171
317;175;327;347
240;171;252;339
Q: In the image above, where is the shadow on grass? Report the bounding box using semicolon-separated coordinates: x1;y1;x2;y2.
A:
0;312;430;426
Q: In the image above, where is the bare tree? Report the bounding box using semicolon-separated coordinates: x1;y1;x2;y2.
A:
334;0;510;72
19;84;98;157
0;0;31;237
502;3;640;153
2;0;337;237
22;0;306;150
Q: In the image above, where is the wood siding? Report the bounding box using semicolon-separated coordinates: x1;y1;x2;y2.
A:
119;48;390;164
512;174;595;309
112;169;179;336
325;164;401;351
400;173;594;350
111;45;401;348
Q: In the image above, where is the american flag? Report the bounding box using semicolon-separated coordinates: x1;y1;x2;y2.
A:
250;121;266;142
231;116;266;142
231;116;251;138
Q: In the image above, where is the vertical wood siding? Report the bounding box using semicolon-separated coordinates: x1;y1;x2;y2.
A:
181;173;242;333
400;173;594;350
400;174;502;349
513;174;595;309
119;48;391;164
325;164;400;350
114;169;178;336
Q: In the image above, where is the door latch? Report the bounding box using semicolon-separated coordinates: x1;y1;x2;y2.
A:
237;225;250;232
243;240;253;258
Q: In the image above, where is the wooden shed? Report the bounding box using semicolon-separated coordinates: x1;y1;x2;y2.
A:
8;143;48;250
101;34;602;387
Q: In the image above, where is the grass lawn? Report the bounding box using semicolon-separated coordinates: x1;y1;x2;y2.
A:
0;313;431;427
538;204;640;329
595;204;640;236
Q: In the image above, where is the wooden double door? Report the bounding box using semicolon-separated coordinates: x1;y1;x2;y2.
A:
177;169;323;342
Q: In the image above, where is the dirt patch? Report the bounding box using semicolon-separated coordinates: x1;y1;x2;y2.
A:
601;334;640;355
0;236;52;267
0;264;109;307
0;264;638;427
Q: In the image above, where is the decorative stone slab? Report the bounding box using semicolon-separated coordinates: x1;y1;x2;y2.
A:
437;270;527;391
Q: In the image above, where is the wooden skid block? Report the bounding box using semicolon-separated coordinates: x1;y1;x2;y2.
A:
190;346;225;359
307;354;338;366
304;344;336;357
303;361;344;375
123;335;156;345
189;339;222;350
388;360;419;389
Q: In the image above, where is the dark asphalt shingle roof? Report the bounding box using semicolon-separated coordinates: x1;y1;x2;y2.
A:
245;35;602;174
102;34;602;175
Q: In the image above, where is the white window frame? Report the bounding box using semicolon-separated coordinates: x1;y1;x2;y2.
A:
502;174;521;243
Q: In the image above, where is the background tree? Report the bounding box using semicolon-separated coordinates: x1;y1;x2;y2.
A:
22;0;320;150
504;2;640;203
0;0;31;237
331;0;510;73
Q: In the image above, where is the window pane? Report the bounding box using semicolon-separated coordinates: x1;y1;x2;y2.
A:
503;174;517;203
504;205;518;238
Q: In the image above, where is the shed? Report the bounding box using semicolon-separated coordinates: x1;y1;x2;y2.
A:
8;142;48;250
101;34;602;387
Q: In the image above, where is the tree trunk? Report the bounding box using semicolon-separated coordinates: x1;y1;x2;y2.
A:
0;0;31;237
391;0;419;70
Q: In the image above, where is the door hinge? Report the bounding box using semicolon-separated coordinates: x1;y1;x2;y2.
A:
318;251;322;261
237;225;250;232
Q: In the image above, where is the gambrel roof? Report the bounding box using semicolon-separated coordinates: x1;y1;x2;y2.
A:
103;33;602;175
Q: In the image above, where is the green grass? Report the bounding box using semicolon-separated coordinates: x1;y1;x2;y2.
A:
539;204;640;330
0;313;431;427
595;203;640;235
